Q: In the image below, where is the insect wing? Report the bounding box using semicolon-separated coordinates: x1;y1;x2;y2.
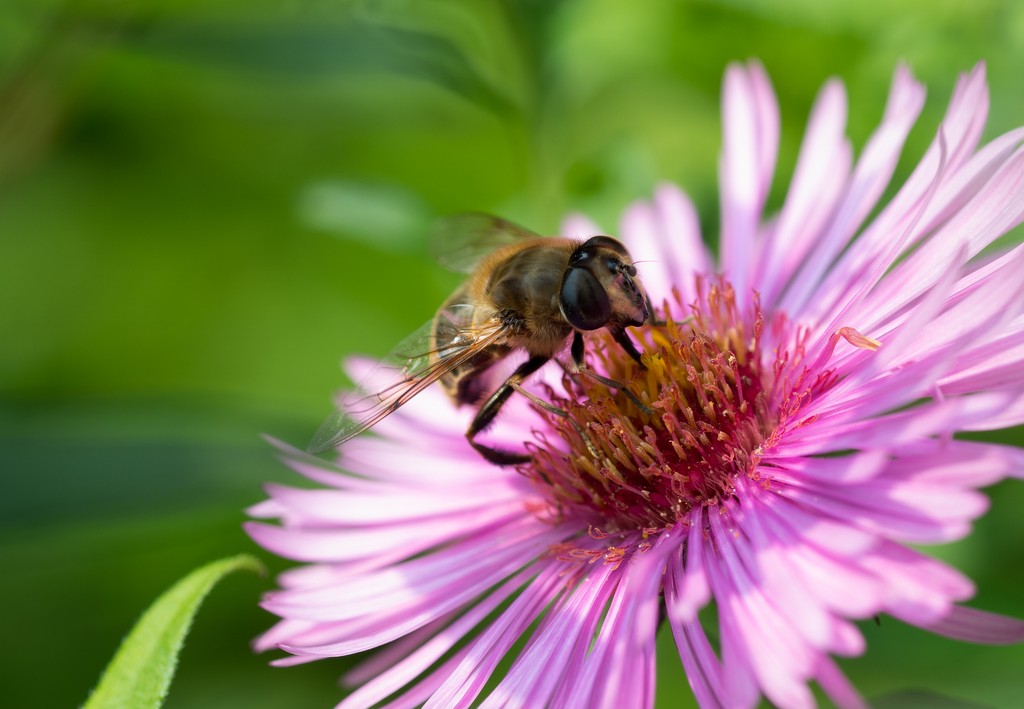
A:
307;305;506;454
430;213;541;273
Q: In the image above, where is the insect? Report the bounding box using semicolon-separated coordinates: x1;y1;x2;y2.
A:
309;215;654;465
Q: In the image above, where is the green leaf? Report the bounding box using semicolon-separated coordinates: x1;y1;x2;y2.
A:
133;22;516;114
83;554;264;709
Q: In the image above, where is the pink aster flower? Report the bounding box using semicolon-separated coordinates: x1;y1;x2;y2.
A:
247;61;1024;708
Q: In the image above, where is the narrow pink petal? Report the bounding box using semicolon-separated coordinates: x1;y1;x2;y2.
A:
559;534;676;709
856;260;1024;402
772;473;986;544
275;617;396;659
283;551;524;660
750;486;876;557
261;482;518;525
663;535;730;707
849;147;1024;332
777;391;1018;456
255;618;319;653
720;61;778;306
779;64;925;318
912;124;1024;241
266;520;554;615
918;605;1024;645
862;244;1024;383
373;648;473;709
798;246;973;423
653;183;713;291
732;494;834;649
714;578;763;709
854;244;967;378
798;65;985;322
828;619;866;657
243;504;518;563
759;78;851;308
957;390;1024;430
247;499;286;518
663;507;711;621
668;615;728;709
807;137;950;363
936;62;990;171
619;200;678;303
549;570;624;708
270;653;325;667
555;566;633;708
862;541;974;625
765;449;888;484
425;564;568;709
803;327;1023;443
338;568;535;709
815;657;868;709
885;439;1024;486
341;613;455;688
587;536;672;709
482;564;617;709
783;541;883;619
618;184;711;309
943;336;1024;395
706;510;817;709
938;311;1024;395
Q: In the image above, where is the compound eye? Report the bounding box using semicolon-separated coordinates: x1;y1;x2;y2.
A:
560;267;611;331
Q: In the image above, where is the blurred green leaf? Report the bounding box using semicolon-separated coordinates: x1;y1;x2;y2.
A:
83;554;263;709
297;179;429;252
133;21;516;114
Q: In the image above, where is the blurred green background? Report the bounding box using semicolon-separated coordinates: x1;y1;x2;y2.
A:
3;0;1024;706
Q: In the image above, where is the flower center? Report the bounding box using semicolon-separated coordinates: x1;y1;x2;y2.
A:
526;279;790;534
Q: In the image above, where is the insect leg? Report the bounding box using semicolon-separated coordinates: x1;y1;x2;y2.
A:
609;327;645;369
571;331;654;415
466;354;550;465
510;381;602;460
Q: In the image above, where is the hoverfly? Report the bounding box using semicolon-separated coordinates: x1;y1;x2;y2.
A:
309;215;654;465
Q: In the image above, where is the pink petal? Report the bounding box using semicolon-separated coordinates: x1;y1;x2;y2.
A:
706;510;818;709
772;472;986;544
662;507;711;621
815;657;868;709
802;65;982;321
779;64;925;318
720;60;778;306
758;78;851;309
619;183;712;310
243;503;518;563
483;563;618;709
918;605;1024;644
667;615;728;709
338;568;535;709
426;564;569;708
862;541;974;625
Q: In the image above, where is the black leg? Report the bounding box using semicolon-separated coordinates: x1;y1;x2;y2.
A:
610;326;645;369
571;329;653;415
510;381;602;460
466;354;549;465
571;331;586;368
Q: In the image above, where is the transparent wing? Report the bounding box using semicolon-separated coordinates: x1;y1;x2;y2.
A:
308;304;507;454
430;213;542;273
